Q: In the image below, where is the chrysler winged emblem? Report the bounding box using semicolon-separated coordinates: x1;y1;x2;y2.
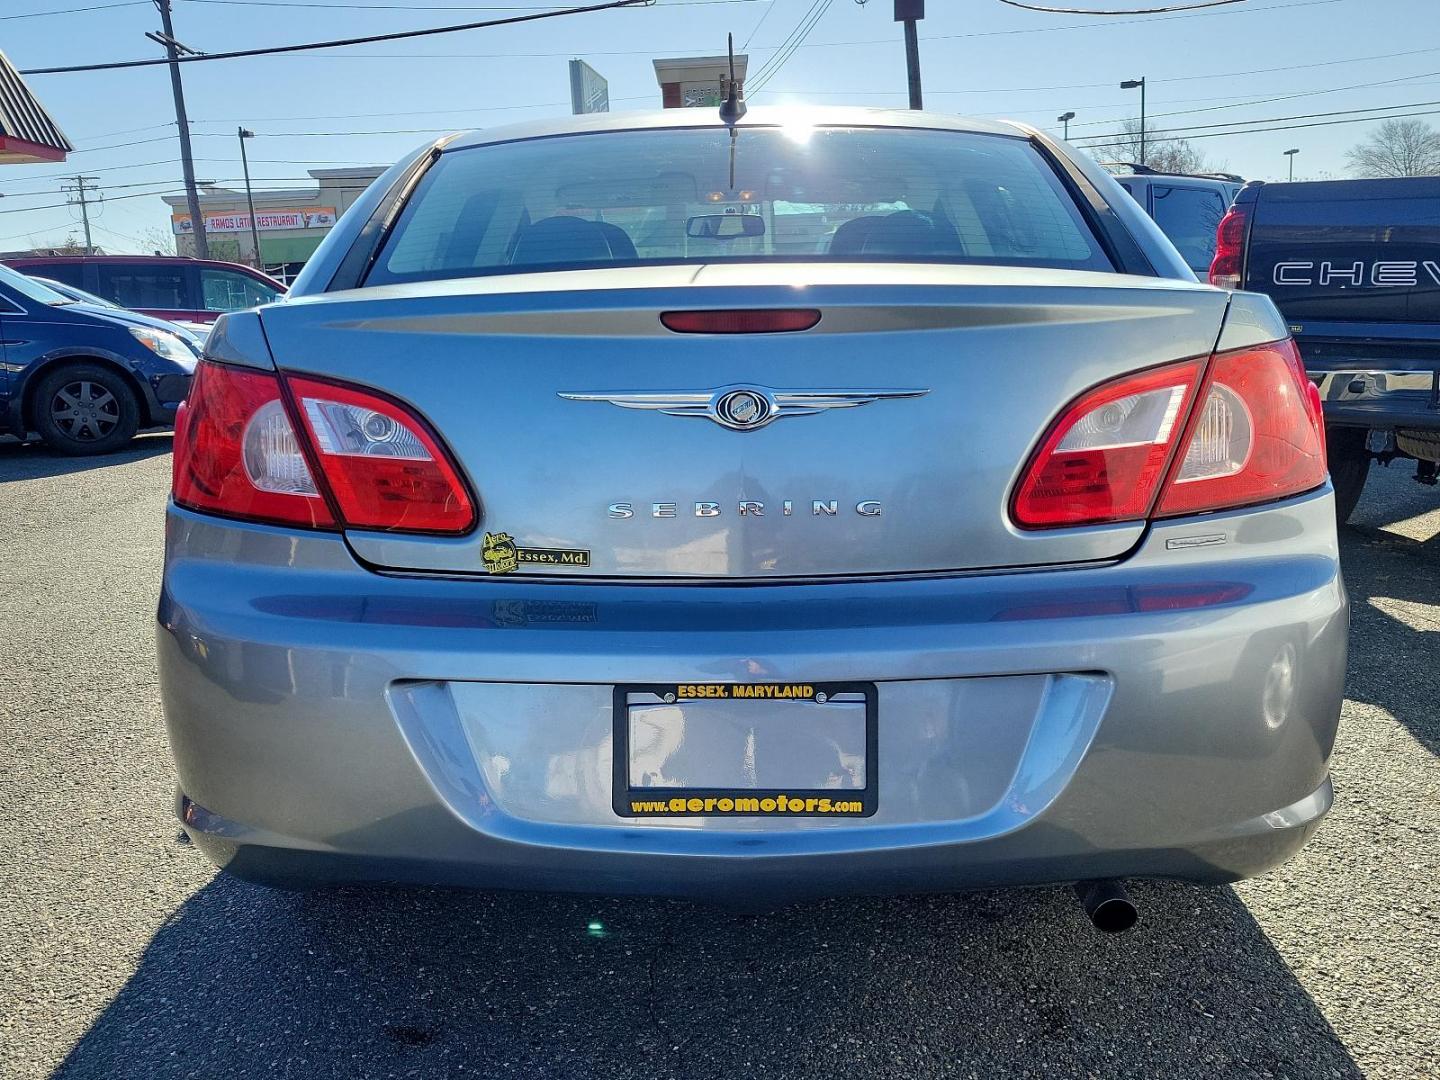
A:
557;384;929;431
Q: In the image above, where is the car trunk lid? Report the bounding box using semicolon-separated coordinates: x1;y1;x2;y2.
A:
257;264;1229;578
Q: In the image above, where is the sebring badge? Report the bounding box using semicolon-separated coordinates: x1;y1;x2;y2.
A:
557;383;929;431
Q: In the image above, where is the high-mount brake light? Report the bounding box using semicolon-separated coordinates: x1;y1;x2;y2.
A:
171;361;475;535
1012;337;1327;529
1208;204;1249;289
661;309;822;334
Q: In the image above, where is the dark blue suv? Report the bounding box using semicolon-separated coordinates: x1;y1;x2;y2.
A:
0;263;198;455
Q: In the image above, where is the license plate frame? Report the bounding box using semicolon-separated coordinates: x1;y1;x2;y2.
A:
612;681;878;818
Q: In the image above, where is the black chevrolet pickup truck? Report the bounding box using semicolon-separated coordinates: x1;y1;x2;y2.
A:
1210;176;1440;521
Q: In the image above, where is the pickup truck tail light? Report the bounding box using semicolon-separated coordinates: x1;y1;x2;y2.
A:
1013;338;1326;528
173;360;475;534
1208;203;1249;288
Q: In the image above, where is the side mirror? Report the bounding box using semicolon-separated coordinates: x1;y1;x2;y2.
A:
686;214;765;240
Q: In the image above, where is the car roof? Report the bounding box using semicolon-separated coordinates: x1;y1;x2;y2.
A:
445;106;1030;151
8;254;227;267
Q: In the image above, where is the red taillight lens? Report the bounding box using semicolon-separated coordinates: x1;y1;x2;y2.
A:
173;361;335;529
1011;361;1202;528
1155;338;1326;517
1208;204;1249;288
661;309;821;333
1012;338;1327;529
172;361;475;535
287;376;475;534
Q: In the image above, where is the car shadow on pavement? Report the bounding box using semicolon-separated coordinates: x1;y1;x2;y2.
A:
0;432;172;483
52;875;1359;1080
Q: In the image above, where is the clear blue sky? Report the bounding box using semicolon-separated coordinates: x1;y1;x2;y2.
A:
0;0;1430;253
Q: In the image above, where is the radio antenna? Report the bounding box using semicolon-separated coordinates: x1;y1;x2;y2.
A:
718;32;746;127
718;33;745;190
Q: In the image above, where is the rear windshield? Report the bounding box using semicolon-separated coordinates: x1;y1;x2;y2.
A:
366;126;1112;285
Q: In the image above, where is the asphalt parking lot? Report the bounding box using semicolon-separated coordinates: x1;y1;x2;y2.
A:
1;434;1436;1080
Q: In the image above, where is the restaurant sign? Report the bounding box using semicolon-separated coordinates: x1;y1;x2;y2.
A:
172;206;337;235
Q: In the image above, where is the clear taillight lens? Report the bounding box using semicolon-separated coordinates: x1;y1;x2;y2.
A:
1012;338;1327;529
288;377;475;534
174;362;334;528
1155;339;1326;517
1011;361;1202;528
172;361;475;535
243;399;320;497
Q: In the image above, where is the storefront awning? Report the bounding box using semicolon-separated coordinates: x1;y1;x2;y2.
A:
0;50;72;164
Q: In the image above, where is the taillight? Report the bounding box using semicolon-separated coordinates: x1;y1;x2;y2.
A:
1012;338;1327;529
287;376;475;534
1208;204;1249;288
172;361;475;535
1155;338;1325;517
173;361;335;529
1011;361;1202;528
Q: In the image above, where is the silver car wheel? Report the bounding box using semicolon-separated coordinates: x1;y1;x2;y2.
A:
50;380;120;442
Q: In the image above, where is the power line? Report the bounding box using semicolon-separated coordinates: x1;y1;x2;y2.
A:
19;0;655;75
0;1;146;19
185;0;751;6
1068;64;1440;129
759;44;1440;97
1077;96;1440;142
994;0;1244;12
68;136;177;154
58;0;1342;65
741;0;776;48
0;186;187;215
1117;105;1440;141
748;0;836;94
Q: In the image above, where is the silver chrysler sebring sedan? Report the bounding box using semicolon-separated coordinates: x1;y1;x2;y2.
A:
158;108;1345;927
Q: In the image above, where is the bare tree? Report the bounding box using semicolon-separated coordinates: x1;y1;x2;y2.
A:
1087;119;1214;174
138;225;177;256
1345;119;1440;178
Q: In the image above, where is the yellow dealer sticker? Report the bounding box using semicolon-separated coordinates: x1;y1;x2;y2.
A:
482;532;590;574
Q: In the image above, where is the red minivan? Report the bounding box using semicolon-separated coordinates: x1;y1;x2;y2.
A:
3;255;285;325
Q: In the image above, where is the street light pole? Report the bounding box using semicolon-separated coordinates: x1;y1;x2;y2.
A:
895;0;924;110
1120;77;1146;166
1284;147;1299;181
1057;111;1075;140
238;128;263;270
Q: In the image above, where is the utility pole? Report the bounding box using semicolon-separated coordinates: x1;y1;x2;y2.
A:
895;0;924;110
238;127;262;269
153;0;208;258
63;176;99;254
1121;77;1146;166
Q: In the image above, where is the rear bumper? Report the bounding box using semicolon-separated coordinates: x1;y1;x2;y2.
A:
1307;360;1440;430
158;489;1348;901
